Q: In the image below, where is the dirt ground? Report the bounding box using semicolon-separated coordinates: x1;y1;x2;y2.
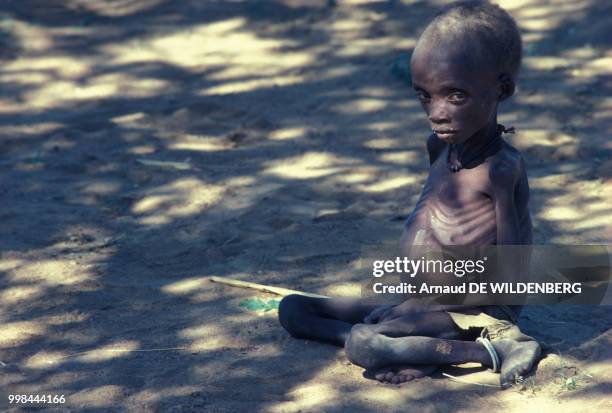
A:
0;0;610;412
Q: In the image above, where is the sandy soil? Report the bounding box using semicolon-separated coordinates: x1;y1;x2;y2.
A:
0;0;610;412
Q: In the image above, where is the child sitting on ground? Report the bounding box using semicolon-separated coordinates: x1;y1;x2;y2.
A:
278;0;541;388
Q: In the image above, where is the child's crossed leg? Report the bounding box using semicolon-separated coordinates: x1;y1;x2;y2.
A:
279;294;540;388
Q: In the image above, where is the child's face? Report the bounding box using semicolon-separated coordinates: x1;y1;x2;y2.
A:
410;45;500;145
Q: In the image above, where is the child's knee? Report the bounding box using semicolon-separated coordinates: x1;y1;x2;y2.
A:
348;324;376;344
278;294;306;333
345;324;378;368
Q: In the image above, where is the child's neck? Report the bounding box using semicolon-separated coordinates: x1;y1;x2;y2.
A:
448;120;502;171
460;120;500;155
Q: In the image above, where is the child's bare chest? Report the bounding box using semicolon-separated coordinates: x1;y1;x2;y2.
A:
406;158;497;246
430;160;491;206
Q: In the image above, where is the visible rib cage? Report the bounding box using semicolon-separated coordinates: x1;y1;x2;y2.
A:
404;187;497;248
429;198;496;246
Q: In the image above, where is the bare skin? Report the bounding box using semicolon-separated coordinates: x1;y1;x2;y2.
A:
278;33;541;388
344;324;541;387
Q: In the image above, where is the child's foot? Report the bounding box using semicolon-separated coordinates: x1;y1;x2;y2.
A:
371;365;438;384
491;339;541;389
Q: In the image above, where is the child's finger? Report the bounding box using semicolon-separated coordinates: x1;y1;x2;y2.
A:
364;309;381;324
380;307;399;322
364;306;390;324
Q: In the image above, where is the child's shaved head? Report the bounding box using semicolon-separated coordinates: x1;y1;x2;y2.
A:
416;1;522;82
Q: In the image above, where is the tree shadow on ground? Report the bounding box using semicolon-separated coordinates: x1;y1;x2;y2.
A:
0;0;610;411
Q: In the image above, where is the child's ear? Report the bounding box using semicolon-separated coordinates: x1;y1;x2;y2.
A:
497;73;515;101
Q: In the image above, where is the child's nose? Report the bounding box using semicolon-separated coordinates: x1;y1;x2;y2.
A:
428;101;450;124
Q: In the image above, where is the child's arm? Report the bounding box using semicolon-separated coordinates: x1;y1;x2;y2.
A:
488;151;523;244
487;151;529;303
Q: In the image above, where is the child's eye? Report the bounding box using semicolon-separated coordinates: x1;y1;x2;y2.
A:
415;91;430;102
448;92;467;104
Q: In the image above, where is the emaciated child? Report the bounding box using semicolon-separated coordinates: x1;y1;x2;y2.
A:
278;0;541;389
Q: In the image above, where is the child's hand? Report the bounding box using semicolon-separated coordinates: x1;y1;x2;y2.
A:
363;305;394;324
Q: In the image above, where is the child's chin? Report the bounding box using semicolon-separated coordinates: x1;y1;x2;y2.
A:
437;134;460;144
442;133;474;145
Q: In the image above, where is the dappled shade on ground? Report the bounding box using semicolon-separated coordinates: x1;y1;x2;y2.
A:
0;0;610;411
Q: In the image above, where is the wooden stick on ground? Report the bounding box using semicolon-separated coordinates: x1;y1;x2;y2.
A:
441;373;500;388
209;276;329;298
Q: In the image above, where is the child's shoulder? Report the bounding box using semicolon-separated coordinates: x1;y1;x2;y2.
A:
486;140;525;186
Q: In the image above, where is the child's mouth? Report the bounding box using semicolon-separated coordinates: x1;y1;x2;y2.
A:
434;129;458;140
